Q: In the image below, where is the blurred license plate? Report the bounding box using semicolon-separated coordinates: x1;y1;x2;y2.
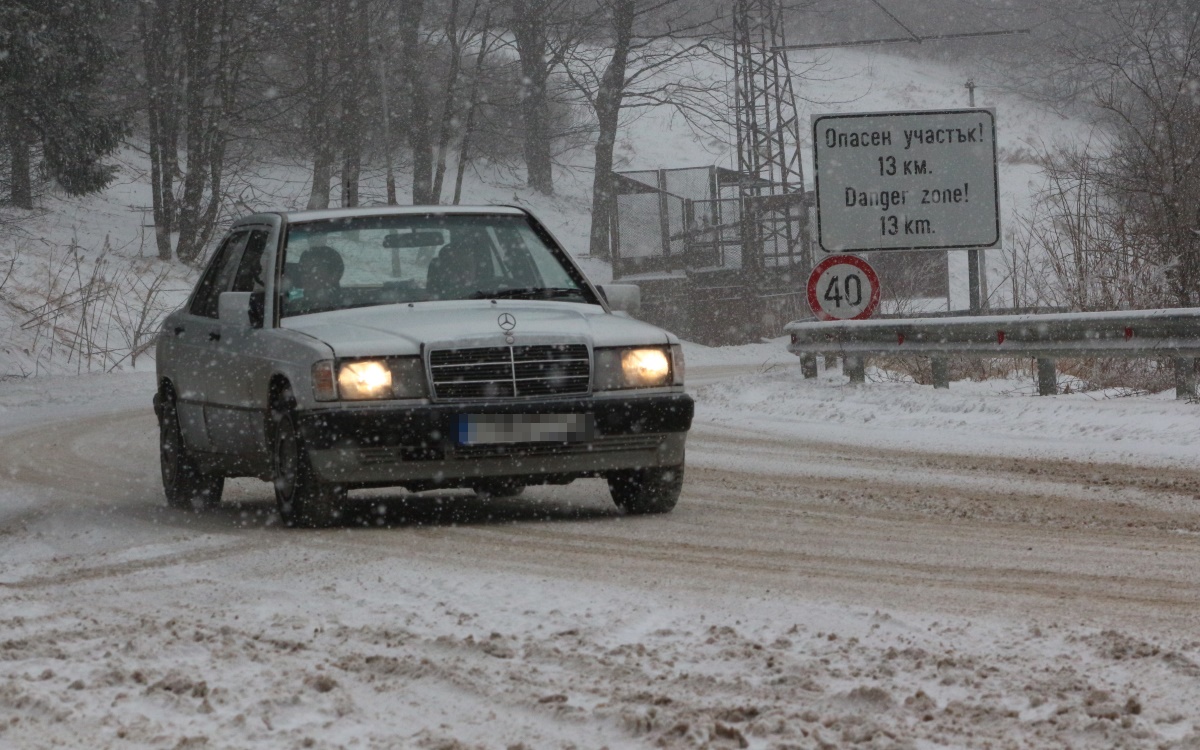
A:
457;414;593;445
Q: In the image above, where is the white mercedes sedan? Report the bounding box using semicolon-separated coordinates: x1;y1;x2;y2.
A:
154;207;693;527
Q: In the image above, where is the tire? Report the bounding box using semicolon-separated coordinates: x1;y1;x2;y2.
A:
471;479;526;499
158;392;223;511
271;393;345;528
607;465;683;515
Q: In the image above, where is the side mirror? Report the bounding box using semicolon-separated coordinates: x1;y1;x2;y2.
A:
597;283;641;315
218;291;257;327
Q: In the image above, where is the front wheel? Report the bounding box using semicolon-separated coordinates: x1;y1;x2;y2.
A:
607;466;683;515
272;396;345;528
159;393;223;511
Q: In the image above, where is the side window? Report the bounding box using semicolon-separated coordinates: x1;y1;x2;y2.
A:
190;232;249;319
232;230;270;292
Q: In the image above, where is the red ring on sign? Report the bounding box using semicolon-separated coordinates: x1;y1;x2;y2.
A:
806;254;882;321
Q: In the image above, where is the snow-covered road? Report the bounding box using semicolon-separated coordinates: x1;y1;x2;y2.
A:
3;356;1200;749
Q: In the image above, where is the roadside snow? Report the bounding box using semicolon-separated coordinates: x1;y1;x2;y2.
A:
688;339;1200;470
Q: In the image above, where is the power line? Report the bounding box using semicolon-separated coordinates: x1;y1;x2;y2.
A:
774;27;1031;52
772;0;1030;52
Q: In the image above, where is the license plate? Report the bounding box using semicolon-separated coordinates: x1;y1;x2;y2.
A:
457;414;593;445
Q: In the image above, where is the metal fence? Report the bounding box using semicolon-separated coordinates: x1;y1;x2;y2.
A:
785;308;1200;398
611;166;805;343
611;166;746;279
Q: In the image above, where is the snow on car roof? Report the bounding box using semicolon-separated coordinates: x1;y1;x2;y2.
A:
239;205;529;226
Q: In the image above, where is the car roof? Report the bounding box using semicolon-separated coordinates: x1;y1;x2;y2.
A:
233;205;529;227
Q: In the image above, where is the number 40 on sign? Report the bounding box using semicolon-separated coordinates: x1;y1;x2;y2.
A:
806;255;882;321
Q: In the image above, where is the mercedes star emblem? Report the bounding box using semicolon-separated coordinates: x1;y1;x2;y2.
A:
497;312;517;331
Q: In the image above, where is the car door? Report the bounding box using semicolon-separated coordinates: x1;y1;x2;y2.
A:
203;226;276;458
170;231;250;452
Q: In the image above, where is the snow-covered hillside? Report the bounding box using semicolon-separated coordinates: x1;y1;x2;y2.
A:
0;47;1090;379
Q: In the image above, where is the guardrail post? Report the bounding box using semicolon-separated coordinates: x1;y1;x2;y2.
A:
931;357;949;389
800;354;818;379
1036;358;1057;396
1174;357;1197;400
844;356;866;384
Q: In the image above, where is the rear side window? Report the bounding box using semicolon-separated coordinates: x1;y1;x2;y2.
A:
190;232;249;318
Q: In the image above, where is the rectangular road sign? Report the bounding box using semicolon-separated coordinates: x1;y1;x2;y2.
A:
812;109;999;252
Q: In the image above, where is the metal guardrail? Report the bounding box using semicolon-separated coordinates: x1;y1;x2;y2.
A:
784;308;1200;397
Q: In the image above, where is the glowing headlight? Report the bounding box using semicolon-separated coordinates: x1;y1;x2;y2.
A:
313;358;426;401
595;346;675;390
623;349;670;385
338;360;393;400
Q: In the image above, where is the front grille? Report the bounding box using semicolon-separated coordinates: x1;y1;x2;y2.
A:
429;344;590;400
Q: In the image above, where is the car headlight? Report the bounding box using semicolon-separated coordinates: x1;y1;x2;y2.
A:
594;346;681;390
339;360;393;400
312;358;427;401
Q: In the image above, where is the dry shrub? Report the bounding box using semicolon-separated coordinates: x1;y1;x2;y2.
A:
870;355;1028;385
870;354;1179;395
1056;357;1176;395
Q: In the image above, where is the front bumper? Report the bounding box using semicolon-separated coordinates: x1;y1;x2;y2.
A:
296;392;693;487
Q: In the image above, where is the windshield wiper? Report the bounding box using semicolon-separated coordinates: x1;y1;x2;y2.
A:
470;287;584;300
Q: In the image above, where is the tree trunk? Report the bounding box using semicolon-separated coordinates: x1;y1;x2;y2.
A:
341;153;361;207
378;32;397;205
454;18;493;205
588;110;619;259
175;0;229;265
337;0;368;208
511;0;559;195
399;0;432;205
304;0;335;210
140;0;177;260
518;54;554;195
174;0;215;263
308;153;333;210
7;103;33;210
586;0;635;259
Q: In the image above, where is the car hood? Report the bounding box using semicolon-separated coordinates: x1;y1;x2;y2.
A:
281;300;674;358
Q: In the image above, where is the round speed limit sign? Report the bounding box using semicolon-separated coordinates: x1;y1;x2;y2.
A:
806;255;881;321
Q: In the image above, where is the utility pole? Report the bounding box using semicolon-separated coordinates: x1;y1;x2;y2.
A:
965;78;987;313
732;0;812;339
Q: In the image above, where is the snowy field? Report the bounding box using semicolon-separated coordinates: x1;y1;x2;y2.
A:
4;44;1200;750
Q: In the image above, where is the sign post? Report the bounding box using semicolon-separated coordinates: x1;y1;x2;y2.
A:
806;255;881;321
811;109;1000;254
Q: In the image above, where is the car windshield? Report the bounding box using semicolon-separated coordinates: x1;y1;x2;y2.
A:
279;213;592;317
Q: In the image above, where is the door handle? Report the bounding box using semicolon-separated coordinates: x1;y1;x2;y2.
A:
208;331;221;342
173;326;185;336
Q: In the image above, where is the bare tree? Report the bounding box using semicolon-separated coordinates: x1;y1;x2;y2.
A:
506;0;599;195
397;0;436;204
430;0;497;202
139;1;181;258
565;0;727;258
453;11;500;204
1054;0;1200;307
337;0;374;207
138;0;259;264
1005;140;1158;311
298;0;341;209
